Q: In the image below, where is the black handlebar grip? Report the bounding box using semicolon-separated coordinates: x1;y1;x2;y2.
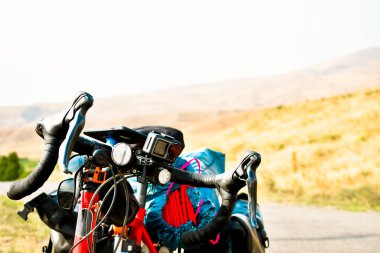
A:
171;151;261;247
7;92;94;200
7;130;62;200
181;197;236;246
170;169;217;188
170;168;237;246
73;135;112;156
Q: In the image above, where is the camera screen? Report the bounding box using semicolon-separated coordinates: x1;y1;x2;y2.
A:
153;139;169;157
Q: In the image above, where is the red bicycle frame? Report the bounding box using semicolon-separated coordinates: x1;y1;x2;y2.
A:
72;189;99;253
71;167;157;253
113;208;157;253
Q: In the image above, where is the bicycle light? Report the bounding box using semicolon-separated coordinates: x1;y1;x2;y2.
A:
111;142;132;166
158;168;171;185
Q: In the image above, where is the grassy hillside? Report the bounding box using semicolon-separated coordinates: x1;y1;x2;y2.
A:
184;88;380;210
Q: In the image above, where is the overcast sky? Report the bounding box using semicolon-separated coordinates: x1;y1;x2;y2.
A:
0;0;379;106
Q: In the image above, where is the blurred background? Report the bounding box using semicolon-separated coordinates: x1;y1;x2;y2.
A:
0;1;379;252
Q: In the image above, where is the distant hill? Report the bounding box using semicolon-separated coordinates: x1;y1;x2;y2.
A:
58;47;380;125
185;87;380;210
0;48;380;158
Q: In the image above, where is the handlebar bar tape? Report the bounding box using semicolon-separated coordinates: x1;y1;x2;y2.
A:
171;151;261;247
170;169;217;188
7;132;62;200
170;169;238;246
73;135;112;157
180;197;236;246
7;92;94;200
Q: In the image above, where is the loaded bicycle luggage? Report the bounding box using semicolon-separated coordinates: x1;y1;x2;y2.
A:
7;92;269;253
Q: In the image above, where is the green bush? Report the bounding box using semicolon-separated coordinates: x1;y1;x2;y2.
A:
0;152;24;181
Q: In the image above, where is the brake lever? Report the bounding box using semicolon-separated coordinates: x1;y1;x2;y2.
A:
58;92;94;173
233;151;261;182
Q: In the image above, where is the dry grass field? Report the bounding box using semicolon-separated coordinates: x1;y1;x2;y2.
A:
0;196;50;253
183;88;380;210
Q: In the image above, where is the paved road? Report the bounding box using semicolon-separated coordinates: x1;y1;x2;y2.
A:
259;202;380;253
1;183;379;252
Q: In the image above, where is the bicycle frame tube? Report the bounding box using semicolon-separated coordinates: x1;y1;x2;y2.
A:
71;142;157;253
73;186;99;253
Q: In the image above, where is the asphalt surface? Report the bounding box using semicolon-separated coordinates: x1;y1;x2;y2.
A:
1;183;379;252
259;202;380;253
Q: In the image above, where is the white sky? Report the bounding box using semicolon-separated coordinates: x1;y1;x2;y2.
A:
0;0;379;106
